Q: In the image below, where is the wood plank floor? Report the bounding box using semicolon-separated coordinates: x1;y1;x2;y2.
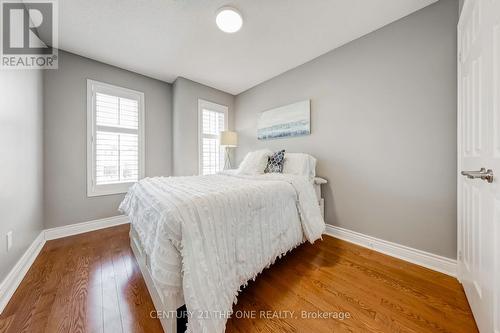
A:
0;224;477;333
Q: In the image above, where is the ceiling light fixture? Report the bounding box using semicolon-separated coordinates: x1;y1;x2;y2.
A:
216;7;243;33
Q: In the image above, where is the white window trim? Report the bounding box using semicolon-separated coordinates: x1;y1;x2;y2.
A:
198;99;229;175
86;79;145;197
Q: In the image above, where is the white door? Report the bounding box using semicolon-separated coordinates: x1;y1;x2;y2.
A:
458;0;500;332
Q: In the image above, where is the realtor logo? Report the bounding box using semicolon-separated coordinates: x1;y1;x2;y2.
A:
1;0;58;69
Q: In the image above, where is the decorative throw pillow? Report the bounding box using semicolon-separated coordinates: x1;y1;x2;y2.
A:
237;149;272;175
265;150;286;173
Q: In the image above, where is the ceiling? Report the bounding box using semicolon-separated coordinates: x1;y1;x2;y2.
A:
57;0;437;95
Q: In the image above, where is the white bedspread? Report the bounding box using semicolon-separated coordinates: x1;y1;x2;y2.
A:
119;173;325;333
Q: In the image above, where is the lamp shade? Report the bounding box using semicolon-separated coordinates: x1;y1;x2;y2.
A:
220;131;238;147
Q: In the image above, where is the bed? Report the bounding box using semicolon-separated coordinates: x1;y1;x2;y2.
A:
120;152;326;333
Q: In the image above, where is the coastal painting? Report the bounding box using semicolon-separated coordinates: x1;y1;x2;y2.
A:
257;100;310;140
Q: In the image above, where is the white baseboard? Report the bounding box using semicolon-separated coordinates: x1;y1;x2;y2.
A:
0;215;130;314
0;231;45;313
44;215;129;241
324;225;457;277
2;218;455;315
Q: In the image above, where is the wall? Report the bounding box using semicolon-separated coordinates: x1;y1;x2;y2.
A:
172;77;235;176
43;51;173;228
234;0;458;258
0;70;44;281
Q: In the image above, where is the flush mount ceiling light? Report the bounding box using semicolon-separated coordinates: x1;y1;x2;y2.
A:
216;7;243;33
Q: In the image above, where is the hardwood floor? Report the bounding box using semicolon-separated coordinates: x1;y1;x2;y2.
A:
0;225;477;333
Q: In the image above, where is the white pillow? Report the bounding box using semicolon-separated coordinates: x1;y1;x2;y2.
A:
237;149;272;175
282;153;316;180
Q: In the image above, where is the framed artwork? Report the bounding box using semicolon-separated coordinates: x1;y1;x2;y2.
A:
257;100;310;140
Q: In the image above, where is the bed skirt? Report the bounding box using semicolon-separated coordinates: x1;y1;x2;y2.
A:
130;226;185;333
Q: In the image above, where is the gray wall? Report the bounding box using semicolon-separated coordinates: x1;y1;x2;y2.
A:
43;51;173;228
234;0;458;258
172;77;235;176
0;70;44;281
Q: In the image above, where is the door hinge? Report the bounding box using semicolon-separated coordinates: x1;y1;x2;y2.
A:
458;250;463;261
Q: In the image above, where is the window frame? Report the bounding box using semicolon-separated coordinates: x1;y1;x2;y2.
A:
198;99;228;175
86;79;145;197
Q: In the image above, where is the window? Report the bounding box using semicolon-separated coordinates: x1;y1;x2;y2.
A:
198;99;228;175
87;80;145;197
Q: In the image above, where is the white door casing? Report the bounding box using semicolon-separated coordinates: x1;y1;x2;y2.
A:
458;0;500;332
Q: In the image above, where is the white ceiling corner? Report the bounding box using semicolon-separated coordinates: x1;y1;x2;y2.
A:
58;0;437;95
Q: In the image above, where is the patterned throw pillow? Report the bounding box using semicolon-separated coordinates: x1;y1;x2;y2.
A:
264;150;286;173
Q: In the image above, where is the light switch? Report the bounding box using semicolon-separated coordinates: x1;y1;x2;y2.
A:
6;231;12;251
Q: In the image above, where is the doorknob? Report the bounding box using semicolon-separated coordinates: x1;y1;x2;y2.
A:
461;168;494;183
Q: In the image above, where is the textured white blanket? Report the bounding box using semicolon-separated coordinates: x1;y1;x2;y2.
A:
119;173;325;333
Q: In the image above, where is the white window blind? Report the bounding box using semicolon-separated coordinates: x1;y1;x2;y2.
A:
198;100;228;175
95;93;139;185
87;80;144;197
